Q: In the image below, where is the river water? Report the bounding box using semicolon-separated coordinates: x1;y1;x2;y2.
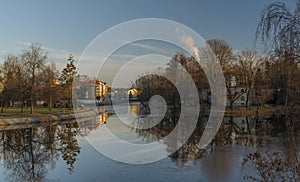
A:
0;104;296;181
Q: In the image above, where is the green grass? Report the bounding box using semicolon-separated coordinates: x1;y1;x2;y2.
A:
0;107;73;118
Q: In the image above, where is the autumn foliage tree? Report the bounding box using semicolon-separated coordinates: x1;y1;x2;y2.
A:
0;43;64;114
0;54;23;112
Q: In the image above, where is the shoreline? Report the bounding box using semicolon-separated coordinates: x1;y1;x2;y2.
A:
0;105;283;127
224;106;279;117
0;109;98;126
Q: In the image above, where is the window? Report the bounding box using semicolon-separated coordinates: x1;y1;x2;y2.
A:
241;96;245;101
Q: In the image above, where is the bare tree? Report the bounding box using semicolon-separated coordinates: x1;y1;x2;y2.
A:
242;2;300;180
235;50;265;107
256;0;300;61
22;43;47;114
206;39;238;109
256;0;300;110
207;38;234;68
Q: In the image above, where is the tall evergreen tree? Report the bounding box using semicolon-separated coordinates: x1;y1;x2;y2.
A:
60;54;77;109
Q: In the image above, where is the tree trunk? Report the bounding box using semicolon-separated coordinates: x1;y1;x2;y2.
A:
1;98;4;113
20;85;24;113
230;100;234;110
49;85;52;111
29;129;36;180
246;88;250;107
245;117;251;135
30;92;34;114
30;68;35;114
21;100;24;113
30;84;34;114
69;86;72;110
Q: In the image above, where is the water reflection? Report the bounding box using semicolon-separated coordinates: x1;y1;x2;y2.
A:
128;103;287;167
127;103;300;181
57;123;81;173
0;104;297;181
1;127;50;181
0;120;95;181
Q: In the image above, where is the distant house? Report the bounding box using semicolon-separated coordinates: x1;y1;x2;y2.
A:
128;88;142;97
223;116;256;133
128;88;142;102
202;87;248;107
77;76;109;101
227;87;248;107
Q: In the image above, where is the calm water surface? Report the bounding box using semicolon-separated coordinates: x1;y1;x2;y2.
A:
0;105;289;181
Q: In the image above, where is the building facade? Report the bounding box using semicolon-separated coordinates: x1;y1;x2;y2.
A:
77;76;109;102
202;87;248;107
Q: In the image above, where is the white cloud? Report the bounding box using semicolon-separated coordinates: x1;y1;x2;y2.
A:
18;41;76;60
18;41;31;47
14;41;172;87
130;42;175;56
110;54;137;60
0;49;7;54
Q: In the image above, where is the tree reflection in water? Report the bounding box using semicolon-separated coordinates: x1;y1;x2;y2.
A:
130;103;300;180
0;105;296;181
0;121;85;181
57;123;81;174
242;113;300;181
129;103;205;166
130;104;286;166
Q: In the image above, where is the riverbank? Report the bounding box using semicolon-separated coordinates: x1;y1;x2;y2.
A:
0;109;98;126
224;105;279;117
0;105;284;126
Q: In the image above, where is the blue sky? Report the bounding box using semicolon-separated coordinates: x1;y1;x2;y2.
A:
0;0;296;86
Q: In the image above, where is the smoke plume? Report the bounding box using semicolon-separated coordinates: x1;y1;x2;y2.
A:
180;36;200;62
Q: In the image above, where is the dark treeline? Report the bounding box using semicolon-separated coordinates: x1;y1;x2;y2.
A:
0;43;77;114
242;1;300;180
132;37;300;182
134;53;207;106
134;39;299;110
132;1;300;180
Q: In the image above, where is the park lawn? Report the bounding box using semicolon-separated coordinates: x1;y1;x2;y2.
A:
0;107;73;118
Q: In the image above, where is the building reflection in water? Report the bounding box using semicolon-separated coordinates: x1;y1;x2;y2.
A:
128;102;150;117
0;112;112;182
0;104;295;181
79;112;112;133
100;113;111;124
